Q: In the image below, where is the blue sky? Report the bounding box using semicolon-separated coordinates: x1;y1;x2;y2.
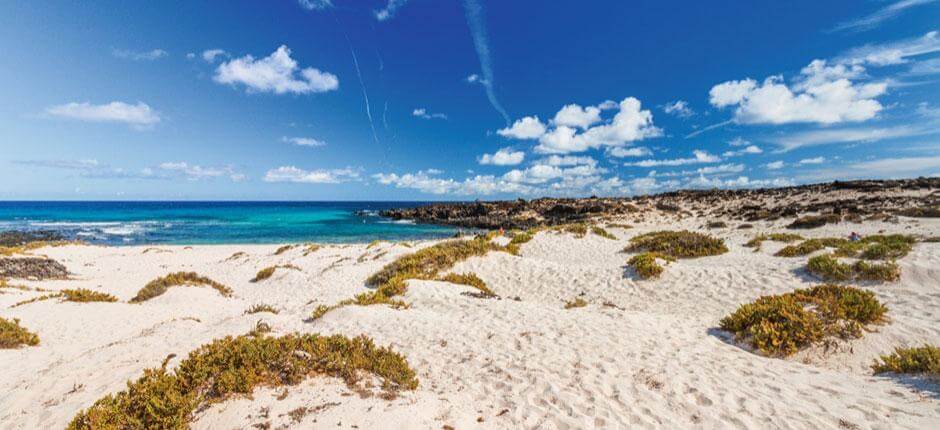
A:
1;0;939;200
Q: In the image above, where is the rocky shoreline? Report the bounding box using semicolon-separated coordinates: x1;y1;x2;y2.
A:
379;177;940;229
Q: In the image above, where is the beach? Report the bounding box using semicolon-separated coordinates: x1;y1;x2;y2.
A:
2;208;939;429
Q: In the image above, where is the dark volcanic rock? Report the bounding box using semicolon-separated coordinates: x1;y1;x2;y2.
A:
0;257;69;280
0;230;64;247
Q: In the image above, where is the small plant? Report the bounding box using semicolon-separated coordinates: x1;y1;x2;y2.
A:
745;233;803;249
807;254;900;282
251;267;277;283
67;333;418;429
366;237;499;288
131;272;232;303
627;252;675;279
625;230;728;258
245;304;279;315
564;298;587;309
0;317;40;348
853;260;901;282
61;288;118;303
720;285;886;356
506;230;535;255
302;244;321;256
707;221;727;229
591;226;617;240
439;272;495;297
366;240;382;249
605;223;633;229
788;213;842;229
273;245;295;255
872;345;940;377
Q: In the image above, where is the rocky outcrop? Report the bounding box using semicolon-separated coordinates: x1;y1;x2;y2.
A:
0;230;64;247
0;257;69;280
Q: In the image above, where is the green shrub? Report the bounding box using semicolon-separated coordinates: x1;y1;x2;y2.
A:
440;272;495;297
591;226;617;240
854;260;901;282
872;345;940;376
250;267;276;283
627;252;675;279
745;233;804;249
61;288;118;303
549;223;588;238
564;298;587;309
807;254;900;282
0;317;40;348
625;230;728;258
605;223;633;229
131;272;232;303
366;237;498;288
67;333;417;429
720;285;886;356
788;213;842;229
273;245;295;255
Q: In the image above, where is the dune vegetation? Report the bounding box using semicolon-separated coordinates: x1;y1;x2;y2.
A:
131;272;232;303
0;317;40;348
872;345;940;377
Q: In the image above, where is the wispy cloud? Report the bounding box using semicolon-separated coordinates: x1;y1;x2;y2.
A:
159;162;245;181
263;166;360;184
297;0;332;10
282;136;327;147
412;108;448;120
624;150;720;167
202;49;227;63
375;0;409;21
111;48;167;61
773;124;936;152
662;100;694;118
463;0;510;125
214;45;338;95
46;101;161;129
830;0;937;33
13;159;159;180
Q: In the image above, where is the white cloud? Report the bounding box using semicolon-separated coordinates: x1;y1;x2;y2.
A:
838;30;940;66
46;101;161;128
534;98;662;154
696;163;745;175
282;136;326;147
773;124;933;152
607;147;652;158
159;162;244;181
663;100;694;117
536;155;597;167
497;116;547;139
798;157;826;165
709;61;886;125
765;161;785;170
202;49;227;63
297;0;332;10
112;48;167;61
412;108;448;120
373;170;533;195
831;0;937;32
463;0;510;124
728;137;750;147
908;57;940;75
553;104;602;129
214;45;338;95
186;52;196;59
263;166;359;184
722;145;763;157
465;73;485;84
478;148;525;166
625;150;720;167
375;0;409;21
850;155;940;175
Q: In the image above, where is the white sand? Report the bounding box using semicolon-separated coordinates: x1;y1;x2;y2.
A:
2;215;939;429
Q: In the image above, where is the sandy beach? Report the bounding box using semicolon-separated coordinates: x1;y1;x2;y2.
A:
2;209;939;429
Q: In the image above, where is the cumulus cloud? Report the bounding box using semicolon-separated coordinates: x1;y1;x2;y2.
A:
373;170;533;195
282;136;326;147
535;155;597;167
722;145;762;157
111;48;167;61
625;150;720;167
202;49;227;63
553;104;602;129
214;45;338;95
798;157;826;165
412;108;448;120
497;116;547;139
46;101;160;128
478;148;525;166
607;147;652;158
375;0;409;21
831;1;938;33
263;166;360;184
663;100;694;117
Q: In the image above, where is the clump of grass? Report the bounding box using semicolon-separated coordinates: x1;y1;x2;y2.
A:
366;237;498;288
273;245;295;255
225;251;247;261
302;244;321;256
807;254;900;282
707;221;728;229
366;240;382;249
745;233;803;249
564;298;587;309
591;226;617;240
627;252;675;279
245;304;279;315
719;284;886;356
776;239;830;257
0;317;40;348
548;223;588;238
506;230;535;255
872;345;940;377
131;272;232;303
625;230;728;258
0;240;77;257
61;288;118;303
67;333;418;429
788;213;842;229
776;235;915;260
605;223;633;229
439;272;495;297
250;265;301;283
924;236;940;243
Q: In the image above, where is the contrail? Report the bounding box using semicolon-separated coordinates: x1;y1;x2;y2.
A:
333;12;380;146
685;120;733;139
462;0;510;125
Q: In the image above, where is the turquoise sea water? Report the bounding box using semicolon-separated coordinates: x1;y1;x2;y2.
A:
0;202;458;245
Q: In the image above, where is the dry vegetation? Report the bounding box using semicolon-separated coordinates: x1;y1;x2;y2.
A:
872;345;940;377
250;265;300;283
744;233;803;250
439;272;495;297
627;252;675;279
720;285;886;356
806;254;901;282
67;333;417;429
625;230;728;258
787;213;842;229
131;272;232;303
245;304;279;315
564;298;588;309
0;317;40;348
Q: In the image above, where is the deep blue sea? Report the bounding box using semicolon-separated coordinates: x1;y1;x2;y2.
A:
0;201;459;245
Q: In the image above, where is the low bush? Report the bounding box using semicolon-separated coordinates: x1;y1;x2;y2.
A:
788;213;842;229
564;298;587;309
67;333;417;429
872;345;940;377
0;317;40;348
131;272;232;303
273;245;295;255
807;254;900;282
745;233;803;249
627;252;675;279
251;266;276;282
591;226;617;240
625;230;728;258
366;237;498;288
440;272;495;297
61;288;118;303
245;304;279;315
719;285;886;356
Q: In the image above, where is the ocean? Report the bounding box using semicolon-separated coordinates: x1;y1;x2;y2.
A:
0;201;459;245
